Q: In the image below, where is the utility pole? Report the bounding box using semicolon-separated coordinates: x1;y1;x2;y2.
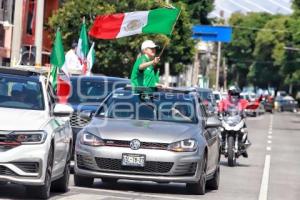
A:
216;42;221;90
216;10;225;90
11;0;23;66
223;57;227;90
35;0;45;67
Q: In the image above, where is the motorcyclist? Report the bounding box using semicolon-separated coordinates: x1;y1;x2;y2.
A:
218;86;250;158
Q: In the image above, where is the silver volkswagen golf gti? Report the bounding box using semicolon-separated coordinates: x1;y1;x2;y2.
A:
74;88;221;195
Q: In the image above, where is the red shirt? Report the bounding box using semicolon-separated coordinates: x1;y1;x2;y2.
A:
218;97;248;112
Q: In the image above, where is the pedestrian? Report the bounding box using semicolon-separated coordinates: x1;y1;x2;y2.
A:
130;40;162;88
64;42;82;75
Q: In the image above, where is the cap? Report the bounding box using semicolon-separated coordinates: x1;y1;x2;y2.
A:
141;40;158;50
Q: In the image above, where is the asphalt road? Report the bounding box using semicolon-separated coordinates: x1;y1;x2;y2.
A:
0;112;299;200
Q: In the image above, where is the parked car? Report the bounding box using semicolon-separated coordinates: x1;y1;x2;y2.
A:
68;75;129;159
275;95;298;112
0;67;73;199
74;87;221;195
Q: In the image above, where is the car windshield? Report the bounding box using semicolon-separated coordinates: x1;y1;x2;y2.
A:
0;75;44;110
68;78;127;104
96;91;198;124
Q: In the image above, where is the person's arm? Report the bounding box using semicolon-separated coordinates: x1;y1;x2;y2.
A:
139;57;160;70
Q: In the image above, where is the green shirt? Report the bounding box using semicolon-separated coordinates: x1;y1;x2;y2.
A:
130;54;158;87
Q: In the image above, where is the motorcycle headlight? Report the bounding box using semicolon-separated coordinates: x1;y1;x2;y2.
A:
80;132;104;147
168;139;198;152
10;131;47;144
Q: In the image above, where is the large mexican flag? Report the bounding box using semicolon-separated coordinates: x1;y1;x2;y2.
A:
89;8;180;39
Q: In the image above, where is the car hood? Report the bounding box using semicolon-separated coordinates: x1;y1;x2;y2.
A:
86;118;200;144
0;107;49;130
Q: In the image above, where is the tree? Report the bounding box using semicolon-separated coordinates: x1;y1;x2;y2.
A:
48;0;195;77
173;0;214;24
223;12;274;87
252;16;300;89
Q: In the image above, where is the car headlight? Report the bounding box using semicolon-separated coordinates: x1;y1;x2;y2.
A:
80;132;104;147
10;131;47;144
168;139;198;152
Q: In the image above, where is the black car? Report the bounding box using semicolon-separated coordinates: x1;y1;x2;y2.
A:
68;75;130;156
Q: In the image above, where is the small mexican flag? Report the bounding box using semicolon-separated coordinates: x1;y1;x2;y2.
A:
86;42;95;76
50;29;65;91
89;8;180;39
76;20;89;60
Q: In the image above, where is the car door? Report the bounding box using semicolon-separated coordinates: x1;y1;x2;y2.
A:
199;102;219;174
47;86;67;175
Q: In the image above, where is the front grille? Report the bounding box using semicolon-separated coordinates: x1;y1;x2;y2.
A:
70;112;91;128
12;162;39;173
95;157;173;174
104;140;169;150
0;166;18;176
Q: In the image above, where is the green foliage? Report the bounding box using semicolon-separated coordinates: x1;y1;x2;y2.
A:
223;12;274;87
173;0;214;24
48;0;195;77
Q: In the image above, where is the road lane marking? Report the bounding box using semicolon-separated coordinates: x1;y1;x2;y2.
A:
57;194;130;200
268;131;272;135
268;135;272;139
267;140;272;144
266;146;271;151
69;186;199;200
258;155;271;200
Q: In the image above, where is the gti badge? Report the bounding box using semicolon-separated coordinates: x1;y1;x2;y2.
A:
130;139;141;150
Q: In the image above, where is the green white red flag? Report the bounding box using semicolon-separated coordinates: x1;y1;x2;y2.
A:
89;8;180;39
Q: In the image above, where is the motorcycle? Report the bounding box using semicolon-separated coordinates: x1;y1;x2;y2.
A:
219;107;251;166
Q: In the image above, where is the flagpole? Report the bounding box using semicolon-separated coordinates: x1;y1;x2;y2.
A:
45;64;52;90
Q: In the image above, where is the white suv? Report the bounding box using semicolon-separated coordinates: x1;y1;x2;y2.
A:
0;67;73;199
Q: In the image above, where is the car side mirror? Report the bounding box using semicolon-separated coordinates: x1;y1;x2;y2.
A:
53;104;73;117
205;116;221;128
79;110;95;120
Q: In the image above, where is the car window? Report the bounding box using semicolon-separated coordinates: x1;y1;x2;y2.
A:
0;75;44;110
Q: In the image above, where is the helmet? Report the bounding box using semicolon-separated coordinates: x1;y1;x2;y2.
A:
228;86;241;96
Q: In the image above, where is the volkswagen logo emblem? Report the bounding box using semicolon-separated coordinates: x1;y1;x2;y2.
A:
130;139;141;150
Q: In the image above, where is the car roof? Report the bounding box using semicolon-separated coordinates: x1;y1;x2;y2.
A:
70;75;130;82
117;86;197;96
0;66;46;81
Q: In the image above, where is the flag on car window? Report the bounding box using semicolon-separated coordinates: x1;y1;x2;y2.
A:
50;29;70;103
89;8;180;39
50;29;65;91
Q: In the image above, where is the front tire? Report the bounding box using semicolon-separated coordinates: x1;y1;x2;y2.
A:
206;166;220;190
51;145;71;193
186;156;207;195
27;145;53;199
228;136;236;167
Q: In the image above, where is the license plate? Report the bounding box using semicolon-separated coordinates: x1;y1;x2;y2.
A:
122;154;145;167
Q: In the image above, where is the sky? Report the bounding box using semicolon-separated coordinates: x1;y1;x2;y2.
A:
209;0;293;19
